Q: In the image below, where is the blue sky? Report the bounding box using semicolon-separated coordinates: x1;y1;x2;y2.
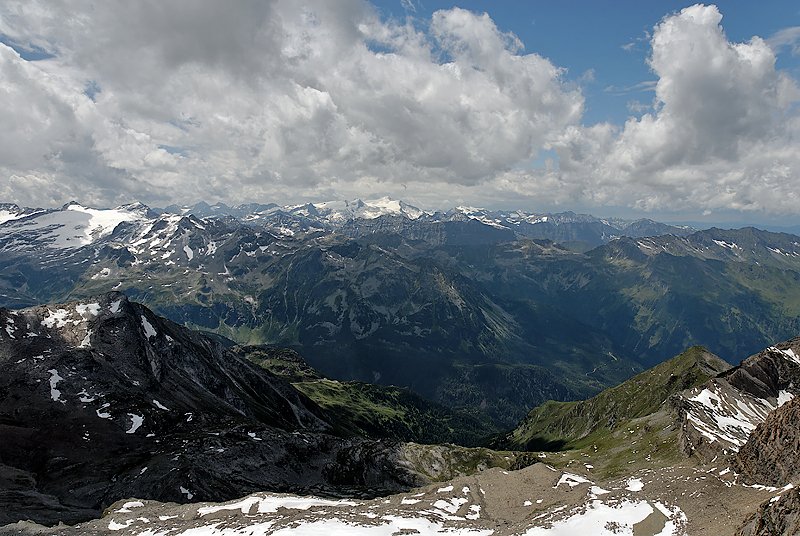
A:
373;1;800;125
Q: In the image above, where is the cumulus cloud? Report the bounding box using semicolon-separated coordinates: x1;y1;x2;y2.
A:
553;4;800;214
0;0;582;207
0;2;798;217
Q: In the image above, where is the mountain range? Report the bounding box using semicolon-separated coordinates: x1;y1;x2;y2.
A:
1;199;800;428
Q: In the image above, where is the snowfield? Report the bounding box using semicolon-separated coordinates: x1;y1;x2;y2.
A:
79;467;690;536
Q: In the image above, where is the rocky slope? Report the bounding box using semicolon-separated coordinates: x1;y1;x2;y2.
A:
736;395;800;487
733;396;800;534
0;293;534;526
737;488;800;536
675;338;800;461
2;455;792;535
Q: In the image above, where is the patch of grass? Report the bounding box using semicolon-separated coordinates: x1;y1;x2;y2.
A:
242;346;496;446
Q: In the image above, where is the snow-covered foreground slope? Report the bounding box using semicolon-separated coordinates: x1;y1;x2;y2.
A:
3;464;698;536
10;460;791;535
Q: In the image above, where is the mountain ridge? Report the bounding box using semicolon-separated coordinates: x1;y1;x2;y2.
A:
0;293;538;526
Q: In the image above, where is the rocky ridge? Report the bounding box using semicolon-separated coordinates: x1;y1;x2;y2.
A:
0;293;534;526
675;338;800;461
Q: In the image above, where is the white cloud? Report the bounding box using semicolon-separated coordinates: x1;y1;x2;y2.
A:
767;26;800;56
0;2;798;218
552;4;800;214
400;0;417;13
0;1;582;208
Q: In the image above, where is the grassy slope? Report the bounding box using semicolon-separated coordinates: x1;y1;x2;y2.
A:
503;346;731;453
239;346;498;446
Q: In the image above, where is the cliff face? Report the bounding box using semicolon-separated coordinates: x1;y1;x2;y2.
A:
735;396;800;486
737;489;800;536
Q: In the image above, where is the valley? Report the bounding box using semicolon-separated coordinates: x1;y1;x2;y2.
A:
2;293;799;534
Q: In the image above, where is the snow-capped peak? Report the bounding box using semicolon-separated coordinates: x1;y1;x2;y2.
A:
0;203;34;225
300;197;425;222
0;203;150;250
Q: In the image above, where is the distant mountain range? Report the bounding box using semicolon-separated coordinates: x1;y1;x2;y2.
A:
1;200;800;427
157;197;695;251
0;198;695;250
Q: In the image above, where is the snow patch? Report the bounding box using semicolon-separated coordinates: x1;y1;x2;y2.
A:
625;478;644;492
466;504;481;520
78;329;92;348
107;519;134;530
774;346;800;365
75;303;101;317
554;473;592;489
141;316;157;339
126;413;144;434
433;497;467;515
110;299;123;314
712;239;740;251
97;403;112;419
116;501;144;513
523;500;665;536
47;369;64;403
42;309;72;329
197;494;357;516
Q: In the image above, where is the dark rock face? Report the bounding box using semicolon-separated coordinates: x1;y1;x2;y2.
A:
736;396;800;486
0;293;422;526
737;489;800;536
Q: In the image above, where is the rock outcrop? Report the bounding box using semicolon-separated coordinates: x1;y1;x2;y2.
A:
736;396;800;486
675;338;800;461
0;293;528;526
737;489;800;536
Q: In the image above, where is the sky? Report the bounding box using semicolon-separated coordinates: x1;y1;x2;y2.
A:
1;1;800;224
